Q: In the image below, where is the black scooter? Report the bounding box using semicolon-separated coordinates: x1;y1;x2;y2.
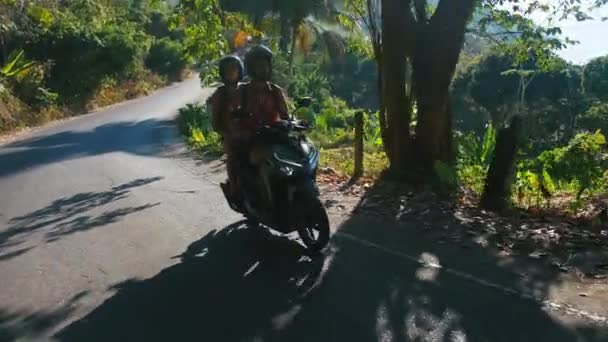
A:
220;98;330;252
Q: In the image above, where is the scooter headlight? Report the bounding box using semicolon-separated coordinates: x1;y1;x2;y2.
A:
300;140;311;155
280;165;294;176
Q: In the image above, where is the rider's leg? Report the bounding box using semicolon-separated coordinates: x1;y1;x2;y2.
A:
224;140;239;196
248;143;273;207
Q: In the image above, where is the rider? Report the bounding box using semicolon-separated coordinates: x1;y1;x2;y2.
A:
207;55;244;200
212;45;288;208
239;45;290;134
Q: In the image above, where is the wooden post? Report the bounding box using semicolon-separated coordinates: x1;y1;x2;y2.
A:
353;111;364;180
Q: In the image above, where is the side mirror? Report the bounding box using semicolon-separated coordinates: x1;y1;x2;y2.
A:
296;97;312;108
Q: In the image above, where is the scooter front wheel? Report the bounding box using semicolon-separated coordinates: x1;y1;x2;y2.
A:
297;196;330;253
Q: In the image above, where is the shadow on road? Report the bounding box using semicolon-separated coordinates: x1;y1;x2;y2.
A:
0;291;88;341
4;180;607;341
53;209;608;341
0;177;163;260
0;119;176;178
56;222;327;341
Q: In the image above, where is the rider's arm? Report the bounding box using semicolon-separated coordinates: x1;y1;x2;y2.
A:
272;84;290;120
209;87;223;134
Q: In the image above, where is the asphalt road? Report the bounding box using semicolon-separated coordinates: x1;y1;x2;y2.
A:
1;79;607;342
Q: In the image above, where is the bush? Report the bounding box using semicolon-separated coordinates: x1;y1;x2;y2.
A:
516;131;607;202
577;101;608;134
25;20;150;106
271;52;332;111
320;147;388;178
314;96;357;131
145;38;188;81
456;124;606;208
272;51;378;112
178;103;222;155
325;52;379;110
455;124;497;194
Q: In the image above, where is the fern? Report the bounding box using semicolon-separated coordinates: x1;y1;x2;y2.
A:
480;123;496;165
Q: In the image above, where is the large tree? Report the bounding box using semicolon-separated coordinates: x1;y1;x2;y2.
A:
411;0;476;173
348;0;607;179
347;0;476;175
583;55;608;101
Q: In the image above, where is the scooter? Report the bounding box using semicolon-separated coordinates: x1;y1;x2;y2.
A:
220;98;330;252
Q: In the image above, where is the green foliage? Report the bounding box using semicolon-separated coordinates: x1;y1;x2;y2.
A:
320;147;388;178
476;2;575;69
343;32;374;59
271;48;378;112
178;103;223;155
314;96;357;131
0;0;216;133
272;52;331;106
147;9;174;38
10;62;58;108
432;160;458;195
169;0;227;87
178;103;213;134
577;101;608;133
516;131;607;207
303;92;360;143
1;50;35;78
325;51;379;110
145;38;188;81
480;123;497;165
363;112;384;149
456;131;483;166
26;3;55;30
459;164;488;195
457;120;606;207
455;124;497;195
583;55;608;101
456;124;496;168
454;47;597;155
26;20;150;104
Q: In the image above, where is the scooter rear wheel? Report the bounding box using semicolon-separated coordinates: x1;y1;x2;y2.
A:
297;197;330;252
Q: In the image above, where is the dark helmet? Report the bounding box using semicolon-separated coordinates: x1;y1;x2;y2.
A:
218;55;244;83
244;45;273;81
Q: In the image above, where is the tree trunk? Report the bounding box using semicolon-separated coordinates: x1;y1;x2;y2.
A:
481;116;523;211
279;16;290;53
371;32;390;157
353;111;364;180
413;0;475;174
376;58;391;158
381;0;412;172
288;20;299;76
414;77;454;171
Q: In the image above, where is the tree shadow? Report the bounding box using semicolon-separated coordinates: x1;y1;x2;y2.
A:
0;119;176;178
52;203;608;342
302;178;608;342
0;177;163;260
0;291;87;341
355;179;608;278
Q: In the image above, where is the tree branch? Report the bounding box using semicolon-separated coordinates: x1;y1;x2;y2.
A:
466;29;523;37
430;0;475;30
465;28;521;47
416;0;476;89
468;31;504;46
380;0;415;58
